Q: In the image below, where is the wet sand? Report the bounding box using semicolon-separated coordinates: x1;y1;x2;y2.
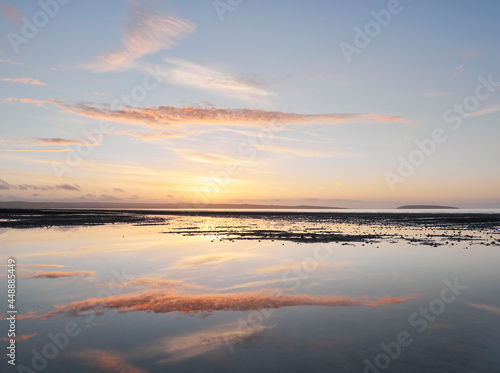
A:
1;209;499;246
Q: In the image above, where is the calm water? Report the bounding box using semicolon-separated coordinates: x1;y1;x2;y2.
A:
1;213;500;372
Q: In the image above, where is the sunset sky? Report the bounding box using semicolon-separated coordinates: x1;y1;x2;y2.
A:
1;0;499;208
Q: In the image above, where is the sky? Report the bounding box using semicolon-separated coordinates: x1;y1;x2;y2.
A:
0;0;499;208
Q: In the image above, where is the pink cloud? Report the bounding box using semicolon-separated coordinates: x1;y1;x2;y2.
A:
25;270;96;279
36;290;412;319
72;349;147;373
47;100;408;128
81;4;195;72
0;2;23;22
0;77;47;86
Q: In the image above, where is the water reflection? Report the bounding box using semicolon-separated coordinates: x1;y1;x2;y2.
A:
1;214;499;372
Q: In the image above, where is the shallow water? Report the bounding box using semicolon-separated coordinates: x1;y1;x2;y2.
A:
1;214;500;372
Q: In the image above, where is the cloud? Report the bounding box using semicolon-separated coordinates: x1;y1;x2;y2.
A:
170;253;256;269
254;144;349;158
0;58;22;65
252;261;348;275
447;65;465;78
0;77;47;86
72;349;147;373
0;179;81;191
0;179;10;190
468;303;500;316
469;103;500;117
34;137;98;146
25;270;96;279
173;149;238;164
1;97;47;107
0;333;38;342
132;323;269;364
0;2;23;22
36;289;412;319
45;99;408;130
114;276;206;290
112;188;125;193
144;58;274;102
80;3;194;72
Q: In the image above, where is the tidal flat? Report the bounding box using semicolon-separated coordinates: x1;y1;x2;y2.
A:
1;209;499;372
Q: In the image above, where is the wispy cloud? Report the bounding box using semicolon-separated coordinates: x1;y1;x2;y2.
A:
0;58;22;65
254;144;349;158
468;303;500;316
0;178;80;191
252;261;348;275
43;99;409;130
170;253;257;269
1;97;47;107
132;323;269;364
447;65;465;78
72;349;147;373
0;333;38;342
114;276;206;290
141;58;274;103
173;149;240;164
0;77;47;86
0;2;23;23
469;103;500;117
80;3;194;72
24;270;96;279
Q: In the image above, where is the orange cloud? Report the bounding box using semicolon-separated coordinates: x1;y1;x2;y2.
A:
80;4;194;72
0;58;22;65
0;2;23;22
47;100;408;129
1;97;47;107
37;290;412;319
0;77;47;86
0;333;38;342
72;349;147;373
25;270;96;279
0;311;37;321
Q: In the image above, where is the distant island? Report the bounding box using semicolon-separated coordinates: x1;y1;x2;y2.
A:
397;205;459;209
0;201;345;210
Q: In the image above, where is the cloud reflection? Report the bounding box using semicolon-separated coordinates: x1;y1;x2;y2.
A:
37;290;411;319
72;349;147;373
